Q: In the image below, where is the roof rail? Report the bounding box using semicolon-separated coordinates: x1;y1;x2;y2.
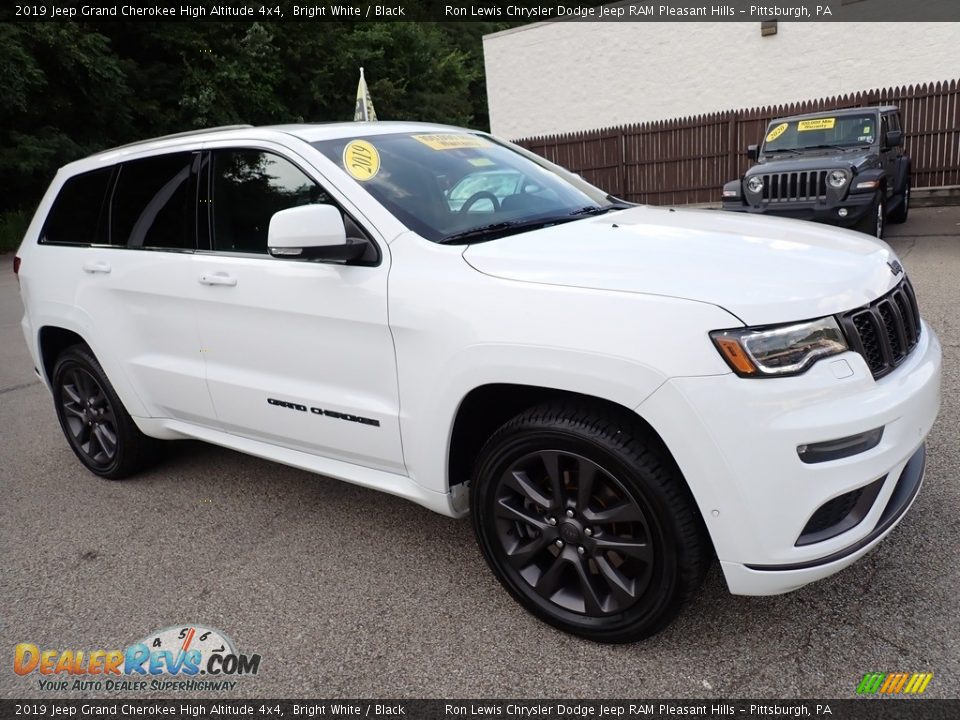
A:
103;124;255;152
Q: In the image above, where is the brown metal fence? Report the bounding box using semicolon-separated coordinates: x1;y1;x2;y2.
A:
515;79;960;206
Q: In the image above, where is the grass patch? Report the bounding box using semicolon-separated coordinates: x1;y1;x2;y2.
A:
0;210;31;253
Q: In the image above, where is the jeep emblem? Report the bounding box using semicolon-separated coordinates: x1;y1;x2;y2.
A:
888;259;904;276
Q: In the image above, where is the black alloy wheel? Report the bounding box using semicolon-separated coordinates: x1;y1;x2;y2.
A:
59;365;119;468
52;345;156;479
471;403;709;643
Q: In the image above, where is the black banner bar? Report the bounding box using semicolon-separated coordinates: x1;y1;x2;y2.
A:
3;0;960;23
1;700;958;720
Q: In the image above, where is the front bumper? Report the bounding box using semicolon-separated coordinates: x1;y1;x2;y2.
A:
637;321;941;596
722;190;876;228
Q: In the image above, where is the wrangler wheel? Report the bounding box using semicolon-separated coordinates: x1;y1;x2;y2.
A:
858;193;884;239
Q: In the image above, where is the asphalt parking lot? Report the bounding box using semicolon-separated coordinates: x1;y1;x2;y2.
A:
1;206;958;700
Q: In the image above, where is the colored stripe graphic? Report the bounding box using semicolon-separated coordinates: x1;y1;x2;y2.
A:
857;672;933;695
856;673;886;694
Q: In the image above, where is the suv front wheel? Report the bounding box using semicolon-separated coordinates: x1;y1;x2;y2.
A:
470;403;709;643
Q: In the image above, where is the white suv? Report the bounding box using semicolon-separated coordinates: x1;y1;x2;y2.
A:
15;123;941;642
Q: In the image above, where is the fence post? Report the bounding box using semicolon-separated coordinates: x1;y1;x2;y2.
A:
727;112;737;185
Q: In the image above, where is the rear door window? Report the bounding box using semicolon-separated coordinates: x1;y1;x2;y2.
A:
40;167;113;245
111;152;197;250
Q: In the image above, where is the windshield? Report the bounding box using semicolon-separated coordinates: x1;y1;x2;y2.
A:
761;113;877;153
312;131;617;242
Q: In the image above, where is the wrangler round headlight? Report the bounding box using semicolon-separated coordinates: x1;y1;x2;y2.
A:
828;170;848;189
746;176;765;194
710;317;849;377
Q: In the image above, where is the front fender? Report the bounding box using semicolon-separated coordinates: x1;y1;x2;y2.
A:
893;157;912;194
387;232;740;500
721;179;744;206
848;168;886;196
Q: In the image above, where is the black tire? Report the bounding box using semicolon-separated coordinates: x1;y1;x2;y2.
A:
889;178;910;224
856;191;884;239
51;344;157;480
470;403;709;643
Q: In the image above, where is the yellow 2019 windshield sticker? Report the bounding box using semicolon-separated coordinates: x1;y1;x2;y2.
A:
765;123;789;142
343;140;380;181
798;118;836;131
413;134;491;150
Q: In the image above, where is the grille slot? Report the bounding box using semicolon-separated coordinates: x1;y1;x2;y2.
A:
838;278;921;380
761;170;827;202
796;476;886;546
804;489;863;535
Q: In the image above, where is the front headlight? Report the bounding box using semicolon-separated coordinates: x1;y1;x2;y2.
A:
710;317;848;377
827;170;848;189
746;176;764;194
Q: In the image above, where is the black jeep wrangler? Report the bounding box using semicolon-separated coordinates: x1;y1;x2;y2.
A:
721;106;910;238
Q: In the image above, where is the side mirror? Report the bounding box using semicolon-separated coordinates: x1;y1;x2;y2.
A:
268;204;367;263
747;144;759;160
885;130;904;148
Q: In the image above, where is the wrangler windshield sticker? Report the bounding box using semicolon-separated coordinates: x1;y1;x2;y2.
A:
797;117;836;131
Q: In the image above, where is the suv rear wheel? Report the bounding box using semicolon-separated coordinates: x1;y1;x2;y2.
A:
470;403;709;642
52;345;157;479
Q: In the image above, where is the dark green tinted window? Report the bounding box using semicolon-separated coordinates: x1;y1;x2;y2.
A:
210;150;328;254
40;167;112;245
112;153;195;250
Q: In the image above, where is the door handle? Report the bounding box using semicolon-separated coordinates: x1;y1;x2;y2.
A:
199;272;237;287
82;261;112;274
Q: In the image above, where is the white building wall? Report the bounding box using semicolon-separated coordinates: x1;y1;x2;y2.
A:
483;22;960;139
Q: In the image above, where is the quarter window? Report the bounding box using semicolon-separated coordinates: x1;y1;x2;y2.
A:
210;150;329;254
111;153;196;250
40;168;112;245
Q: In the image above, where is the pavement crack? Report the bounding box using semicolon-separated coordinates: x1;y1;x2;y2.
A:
895;237;918;259
0;380;40;395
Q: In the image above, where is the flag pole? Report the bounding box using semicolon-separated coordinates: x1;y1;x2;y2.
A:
360;67;368;122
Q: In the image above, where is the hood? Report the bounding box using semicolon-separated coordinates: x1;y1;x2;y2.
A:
462;206;903;326
750;150;878;175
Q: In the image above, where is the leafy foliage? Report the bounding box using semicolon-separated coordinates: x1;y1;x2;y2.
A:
0;20;516;231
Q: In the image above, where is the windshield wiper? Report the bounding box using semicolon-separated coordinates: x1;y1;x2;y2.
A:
568;203;629;216
762;148;801;155
805;144;856;152
439;216;580;244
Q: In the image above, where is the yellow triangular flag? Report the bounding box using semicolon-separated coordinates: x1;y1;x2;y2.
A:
353;67;378;122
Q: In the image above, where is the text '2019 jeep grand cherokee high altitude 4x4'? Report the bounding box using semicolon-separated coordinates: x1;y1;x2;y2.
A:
15;123;941;642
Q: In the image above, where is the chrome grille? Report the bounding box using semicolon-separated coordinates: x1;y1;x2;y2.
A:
838;279;922;379
760;170;828;202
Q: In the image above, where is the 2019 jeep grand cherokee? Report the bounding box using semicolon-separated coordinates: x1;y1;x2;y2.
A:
722;106;911;238
15;122;941;642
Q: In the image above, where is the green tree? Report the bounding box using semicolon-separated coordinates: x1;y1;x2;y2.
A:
0;23;132;213
0;19;524;232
